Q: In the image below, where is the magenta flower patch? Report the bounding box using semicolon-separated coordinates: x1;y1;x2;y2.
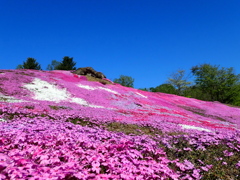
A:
0;69;240;179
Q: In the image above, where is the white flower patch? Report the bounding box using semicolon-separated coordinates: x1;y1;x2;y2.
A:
71;98;106;108
99;87;119;94
136;92;147;98
77;84;96;90
71;98;105;108
179;124;211;132
24;78;70;102
77;83;119;94
89;104;105;108
24;78;106;108
0;118;6;122
0;94;23;103
70;97;89;106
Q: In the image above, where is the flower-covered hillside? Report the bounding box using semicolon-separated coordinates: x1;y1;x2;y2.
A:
0;69;240;180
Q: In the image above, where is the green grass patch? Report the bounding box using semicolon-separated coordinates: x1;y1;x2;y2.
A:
180;106;206;116
0;86;4;93
85;75;112;85
25;105;35;109
0;112;22;120
225;103;240;108
49;105;69;110
15;71;34;76
66;117;101;128
0;77;9;81
180;106;227;122
159;135;239;179
0;97;8;102
105;122;167;136
66;117;187;137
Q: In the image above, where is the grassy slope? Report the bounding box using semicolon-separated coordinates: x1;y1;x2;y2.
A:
0;69;240;180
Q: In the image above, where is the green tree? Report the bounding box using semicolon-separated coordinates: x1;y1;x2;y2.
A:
150;83;177;94
16;64;24;69
231;83;240;106
56;56;76;70
113;75;134;88
47;60;61;70
16;57;41;70
191;64;240;103
183;85;211;99
167;70;191;95
138;88;150;91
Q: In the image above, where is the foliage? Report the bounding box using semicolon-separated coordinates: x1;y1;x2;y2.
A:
191;64;240;104
55;56;76;70
113;75;134;88
167;70;191;95
138;88;150;91
183;85;211;99
231;83;240;106
150;83;177;94
16;64;23;69
47;60;61;70
16;57;41;70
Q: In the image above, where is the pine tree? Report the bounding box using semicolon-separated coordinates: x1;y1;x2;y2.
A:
16;58;41;70
56;56;76;70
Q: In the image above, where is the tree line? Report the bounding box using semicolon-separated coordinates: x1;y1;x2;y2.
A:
140;64;240;106
16;56;135;87
16;56;77;71
16;57;240;106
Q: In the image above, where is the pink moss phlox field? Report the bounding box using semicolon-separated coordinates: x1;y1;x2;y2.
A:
0;69;240;179
0;117;180;179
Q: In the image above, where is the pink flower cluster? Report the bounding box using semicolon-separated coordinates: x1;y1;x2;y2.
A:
0;117;180;179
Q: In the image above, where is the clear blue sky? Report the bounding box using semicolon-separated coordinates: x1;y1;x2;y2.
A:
1;0;240;89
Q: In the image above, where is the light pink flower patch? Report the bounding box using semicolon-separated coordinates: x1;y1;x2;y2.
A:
223;150;234;157
236;161;240;168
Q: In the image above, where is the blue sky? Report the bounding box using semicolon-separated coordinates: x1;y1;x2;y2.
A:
1;0;240;89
